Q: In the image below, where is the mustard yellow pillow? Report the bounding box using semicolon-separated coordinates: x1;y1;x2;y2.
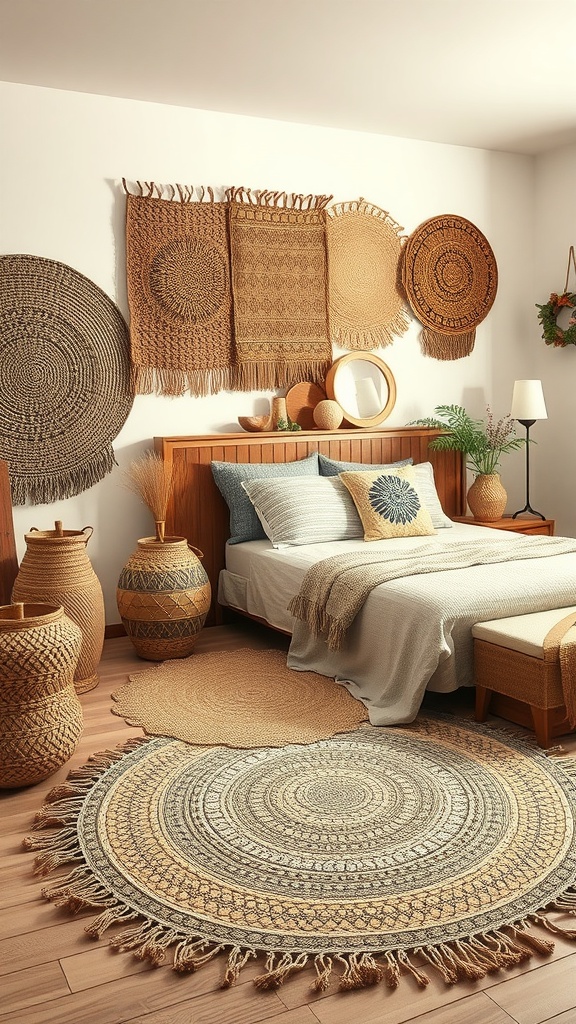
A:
339;466;436;540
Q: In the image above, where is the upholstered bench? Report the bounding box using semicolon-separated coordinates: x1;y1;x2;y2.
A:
473;607;576;748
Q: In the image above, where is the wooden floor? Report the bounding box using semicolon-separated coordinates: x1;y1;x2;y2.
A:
2;619;576;1024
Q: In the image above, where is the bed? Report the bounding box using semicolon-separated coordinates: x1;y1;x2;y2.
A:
155;428;576;726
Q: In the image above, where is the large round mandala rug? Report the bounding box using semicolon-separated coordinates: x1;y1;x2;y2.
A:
25;714;576;994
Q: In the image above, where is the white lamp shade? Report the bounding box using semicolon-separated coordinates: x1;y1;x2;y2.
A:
510;380;548;421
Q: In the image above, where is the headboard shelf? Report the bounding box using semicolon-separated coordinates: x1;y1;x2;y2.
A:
155;428;466;626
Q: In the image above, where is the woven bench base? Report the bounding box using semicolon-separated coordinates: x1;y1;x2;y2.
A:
474;638;572;748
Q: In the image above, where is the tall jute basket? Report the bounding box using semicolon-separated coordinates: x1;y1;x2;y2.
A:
117;537;211;661
12;521;105;693
0;602;83;789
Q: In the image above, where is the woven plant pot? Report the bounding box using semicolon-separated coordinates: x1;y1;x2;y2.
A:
117;537;211;661
467;473;507;522
12;522;105;693
0;602;83;789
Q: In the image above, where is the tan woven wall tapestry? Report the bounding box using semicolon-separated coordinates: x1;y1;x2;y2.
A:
0;254;133;505
325;198;411;349
228;188;333;390
401;214;498;360
125;181;236;397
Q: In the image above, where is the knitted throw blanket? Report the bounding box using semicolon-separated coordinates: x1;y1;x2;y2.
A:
125;185;235;397
228;190;333;390
287;537;576;652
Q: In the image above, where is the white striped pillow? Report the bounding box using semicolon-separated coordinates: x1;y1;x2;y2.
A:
240;476;363;547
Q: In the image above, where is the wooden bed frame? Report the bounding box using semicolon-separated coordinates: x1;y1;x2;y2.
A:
155;427;466;627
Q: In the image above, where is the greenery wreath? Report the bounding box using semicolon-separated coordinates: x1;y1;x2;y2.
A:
536;291;576;347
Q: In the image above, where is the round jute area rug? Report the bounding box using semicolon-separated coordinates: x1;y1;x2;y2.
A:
25;714;576;995
111;648;368;747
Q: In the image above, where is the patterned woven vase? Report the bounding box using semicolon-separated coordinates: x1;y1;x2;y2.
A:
12;522;105;693
0;602;83;788
466;473;507;522
116;537;212;661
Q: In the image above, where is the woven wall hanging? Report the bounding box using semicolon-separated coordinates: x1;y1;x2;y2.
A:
325;198;411;349
401;214;498;360
0;254;133;506
228;187;333;390
125;181;235;397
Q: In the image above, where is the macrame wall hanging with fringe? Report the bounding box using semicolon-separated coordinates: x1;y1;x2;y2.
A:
325;198;411;350
0;254;133;506
124;180;236;397
228;187;333;391
401;214;498;360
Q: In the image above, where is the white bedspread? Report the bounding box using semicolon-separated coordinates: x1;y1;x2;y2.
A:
219;525;576;726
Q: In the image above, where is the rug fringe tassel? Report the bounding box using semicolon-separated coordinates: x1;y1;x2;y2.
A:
253;951;309;989
330;311;411;351
222;946;258;987
173;938;226;973
131;364;238;399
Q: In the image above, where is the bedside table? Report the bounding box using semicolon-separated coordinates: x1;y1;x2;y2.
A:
452;516;555;536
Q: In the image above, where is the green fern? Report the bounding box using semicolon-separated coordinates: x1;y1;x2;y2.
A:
412;404;525;476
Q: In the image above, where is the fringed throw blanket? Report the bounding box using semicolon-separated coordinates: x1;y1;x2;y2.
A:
24;718;576;996
125;181;235;397
288;536;576;651
228;188;333;390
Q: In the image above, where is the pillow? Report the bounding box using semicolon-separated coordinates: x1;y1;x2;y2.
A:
413;462;453;529
240;476;363;547
339;465;436;541
318;453;413;477
211;452;319;544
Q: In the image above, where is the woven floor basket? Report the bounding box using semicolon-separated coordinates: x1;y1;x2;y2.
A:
0;602;83;789
12;522;105;693
117;537;212;661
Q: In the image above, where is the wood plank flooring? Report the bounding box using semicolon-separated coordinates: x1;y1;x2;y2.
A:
2;620;575;1024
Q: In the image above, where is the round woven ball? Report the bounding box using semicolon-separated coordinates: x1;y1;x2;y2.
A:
401;214;498;335
313;399;344;430
0;254;133;505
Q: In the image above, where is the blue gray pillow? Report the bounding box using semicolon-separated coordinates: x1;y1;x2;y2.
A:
211;452;320;544
318;453;413;477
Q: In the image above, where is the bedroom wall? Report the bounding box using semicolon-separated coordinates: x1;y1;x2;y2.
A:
531;142;576;539
0;81;539;623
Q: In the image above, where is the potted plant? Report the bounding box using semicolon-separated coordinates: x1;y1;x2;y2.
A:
413;404;525;521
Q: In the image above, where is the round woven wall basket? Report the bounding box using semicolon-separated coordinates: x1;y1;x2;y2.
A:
117;537;212;661
0;602;83;789
0;254;133;505
12;522;105;693
401;214;498;359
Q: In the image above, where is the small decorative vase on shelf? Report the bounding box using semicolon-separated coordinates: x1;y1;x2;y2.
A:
0;602;83;788
12;521;105;693
116;533;211;661
466;473;507;522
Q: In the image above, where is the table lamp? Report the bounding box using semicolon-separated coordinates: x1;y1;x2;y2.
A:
510;379;547;520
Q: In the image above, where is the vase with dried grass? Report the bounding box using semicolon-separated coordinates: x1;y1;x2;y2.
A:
116;452;211;661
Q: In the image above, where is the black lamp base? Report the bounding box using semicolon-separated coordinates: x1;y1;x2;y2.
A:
511;505;545;521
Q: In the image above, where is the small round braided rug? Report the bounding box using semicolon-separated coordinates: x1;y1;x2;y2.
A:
325;199;411;349
27;714;576;995
111;648;368;747
401;214;498;358
0;254;133;505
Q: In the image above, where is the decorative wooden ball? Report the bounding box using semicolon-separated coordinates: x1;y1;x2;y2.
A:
313;399;344;430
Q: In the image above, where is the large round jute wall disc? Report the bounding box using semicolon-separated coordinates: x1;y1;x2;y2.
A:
401;214;498;335
0;254;133;505
325;199;411;350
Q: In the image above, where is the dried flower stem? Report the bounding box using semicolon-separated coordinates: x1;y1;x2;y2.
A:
122;452;173;541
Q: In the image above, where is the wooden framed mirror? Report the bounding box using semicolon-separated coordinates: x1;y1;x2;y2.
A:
324;352;397;428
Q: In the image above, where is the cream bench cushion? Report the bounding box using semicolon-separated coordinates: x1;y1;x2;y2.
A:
472;606;576;658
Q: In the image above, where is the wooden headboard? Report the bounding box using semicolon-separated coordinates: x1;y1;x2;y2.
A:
155;428;466;626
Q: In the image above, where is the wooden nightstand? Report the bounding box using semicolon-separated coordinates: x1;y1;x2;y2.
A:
452;516;555;536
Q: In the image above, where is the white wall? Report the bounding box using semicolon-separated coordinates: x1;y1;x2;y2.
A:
532;143;576;538
0;81;540;623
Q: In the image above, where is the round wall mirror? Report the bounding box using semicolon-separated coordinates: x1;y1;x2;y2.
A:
324;352;397;428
